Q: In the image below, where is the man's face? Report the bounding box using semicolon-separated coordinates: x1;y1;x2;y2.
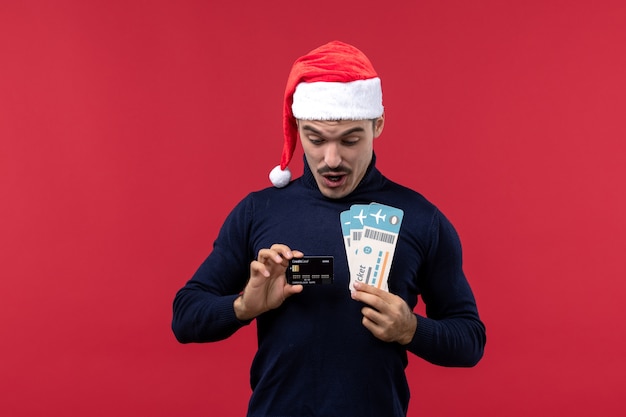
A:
298;117;384;199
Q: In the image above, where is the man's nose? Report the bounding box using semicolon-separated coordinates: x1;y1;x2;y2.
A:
324;143;342;169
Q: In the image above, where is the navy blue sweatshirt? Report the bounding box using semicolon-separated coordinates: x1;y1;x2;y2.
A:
172;155;486;417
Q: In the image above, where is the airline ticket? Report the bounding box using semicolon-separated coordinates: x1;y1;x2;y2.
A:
341;203;404;292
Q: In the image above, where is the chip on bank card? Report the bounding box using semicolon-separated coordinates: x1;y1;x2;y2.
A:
341;203;404;292
286;256;334;285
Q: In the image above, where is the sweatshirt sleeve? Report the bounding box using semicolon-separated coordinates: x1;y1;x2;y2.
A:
171;196;255;343
405;210;486;367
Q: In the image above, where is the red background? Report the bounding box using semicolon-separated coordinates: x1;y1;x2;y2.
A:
1;1;625;416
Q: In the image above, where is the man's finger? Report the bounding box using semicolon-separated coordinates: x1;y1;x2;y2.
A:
250;260;270;278
361;306;385;325
351;283;393;311
259;245;304;265
353;281;394;299
285;283;304;296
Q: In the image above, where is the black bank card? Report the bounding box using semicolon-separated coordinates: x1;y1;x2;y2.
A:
286;256;334;285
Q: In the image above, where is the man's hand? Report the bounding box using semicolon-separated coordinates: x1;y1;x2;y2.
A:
234;244;304;321
351;281;417;345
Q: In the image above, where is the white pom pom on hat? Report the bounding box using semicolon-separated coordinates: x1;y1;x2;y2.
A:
269;164;292;188
269;40;384;188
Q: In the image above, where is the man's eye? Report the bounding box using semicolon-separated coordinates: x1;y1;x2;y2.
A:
309;137;324;145
342;139;359;146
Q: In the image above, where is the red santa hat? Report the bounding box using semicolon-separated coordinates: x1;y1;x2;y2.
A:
269;40;384;188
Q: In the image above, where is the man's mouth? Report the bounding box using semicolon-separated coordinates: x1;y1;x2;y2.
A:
317;166;352;189
325;174;344;182
321;172;348;188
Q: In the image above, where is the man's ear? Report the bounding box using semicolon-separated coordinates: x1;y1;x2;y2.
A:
373;114;385;138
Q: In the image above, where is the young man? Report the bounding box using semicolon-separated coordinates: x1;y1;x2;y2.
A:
172;41;486;417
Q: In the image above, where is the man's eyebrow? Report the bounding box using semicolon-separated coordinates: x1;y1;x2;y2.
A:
301;125;324;135
301;125;365;137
